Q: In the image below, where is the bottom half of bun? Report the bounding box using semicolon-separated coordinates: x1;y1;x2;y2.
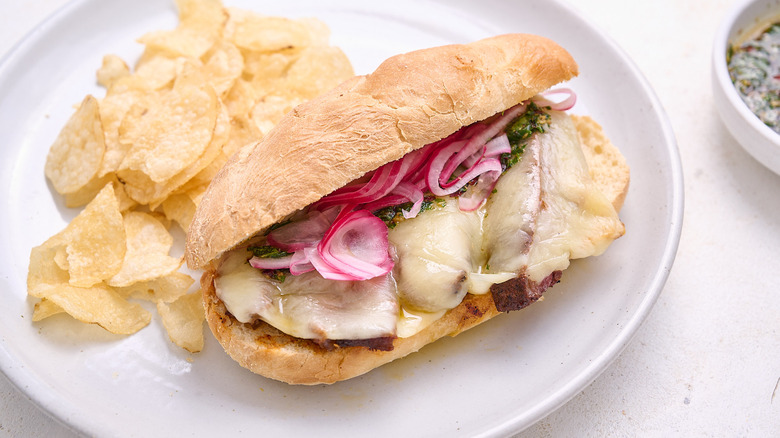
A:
202;268;503;384
201;115;630;385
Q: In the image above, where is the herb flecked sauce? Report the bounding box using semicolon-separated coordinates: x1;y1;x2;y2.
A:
728;22;780;133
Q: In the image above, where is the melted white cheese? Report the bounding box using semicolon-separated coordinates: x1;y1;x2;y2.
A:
396;307;446;338
215;250;399;340
214;111;624;341
522;112;624;281
388;201;482;312
482;135;542;272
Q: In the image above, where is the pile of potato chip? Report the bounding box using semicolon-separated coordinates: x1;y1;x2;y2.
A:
27;0;354;353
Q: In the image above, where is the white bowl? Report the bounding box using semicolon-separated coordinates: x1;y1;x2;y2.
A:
713;0;780;175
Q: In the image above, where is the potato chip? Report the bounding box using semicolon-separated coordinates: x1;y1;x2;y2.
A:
28;231;149;334
62;184;126;288
251;94;304;136
108;211;182;287
120;99;229;207
222;122;254;158
202;40;243;97
171;151;226;197
117;76;218;184
137;0;224;59
32;299;65;322
243;49;300;94
53;244;70;271
161;193;197;232
225;11;318;52
157;292;204;352
150;211;174;230
176;0;225;36
115;271;194;303
63;173;136;210
44;95;105;194
27;238;69;296
138;27;215;59
223;77;259;117
96;54;130;88
35;282;151;335
283;46;354;99
295;17;331;46
133;50;187;91
98;86;147;177
187;183;207;204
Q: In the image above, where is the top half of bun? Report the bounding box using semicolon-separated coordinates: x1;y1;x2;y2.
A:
185;33;579;270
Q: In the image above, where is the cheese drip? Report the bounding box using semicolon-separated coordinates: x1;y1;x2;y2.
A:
522;112;624;281
388;201;483;313
214;111;624;341
215;250;399;340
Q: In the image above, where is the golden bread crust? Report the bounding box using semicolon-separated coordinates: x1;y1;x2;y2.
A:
185;34;578;269
572;115;630;211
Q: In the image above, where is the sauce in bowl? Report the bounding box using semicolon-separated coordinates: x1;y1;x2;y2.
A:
728;22;780;133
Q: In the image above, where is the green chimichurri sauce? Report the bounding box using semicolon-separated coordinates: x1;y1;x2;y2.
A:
502;101;551;170
248;245;292;258
374;197;446;228
247;245;291;282
728;22;780;133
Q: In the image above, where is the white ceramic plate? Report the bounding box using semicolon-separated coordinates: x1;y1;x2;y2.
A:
0;0;682;436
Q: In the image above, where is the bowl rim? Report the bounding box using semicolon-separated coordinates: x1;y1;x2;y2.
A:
712;0;780;149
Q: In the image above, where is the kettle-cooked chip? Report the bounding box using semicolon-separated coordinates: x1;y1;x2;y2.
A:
53;245;70;271
27;238;69;296
202;40;244;97
157;292;205;352
251;94;303;136
177;0;224;29
138;27;215;59
36;282;151;335
226;11;319;52
133;50;188;91
62;184;126;288
44;95;105;194
108;211;182;287
28;234;149;334
283;46;354;99
121;97;228;207
63;173;136;210
98;86;147;177
172;152;227;197
161;193;197;232
117;78;218;184
32;298;65;322
96;54;131;88
115;271;195;303
137;0;224;59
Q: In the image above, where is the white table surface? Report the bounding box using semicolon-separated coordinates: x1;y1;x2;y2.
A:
2;0;779;436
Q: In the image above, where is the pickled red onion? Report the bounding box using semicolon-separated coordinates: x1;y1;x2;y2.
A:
317;209;393;280
249;254;294;270
250;92;576;281
288;250;315;275
266;209;336;252
534;88;576;111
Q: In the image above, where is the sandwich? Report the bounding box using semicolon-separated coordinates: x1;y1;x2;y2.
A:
185;33;629;385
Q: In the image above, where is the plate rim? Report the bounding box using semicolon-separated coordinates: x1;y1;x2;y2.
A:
486;3;684;432
0;0;684;436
